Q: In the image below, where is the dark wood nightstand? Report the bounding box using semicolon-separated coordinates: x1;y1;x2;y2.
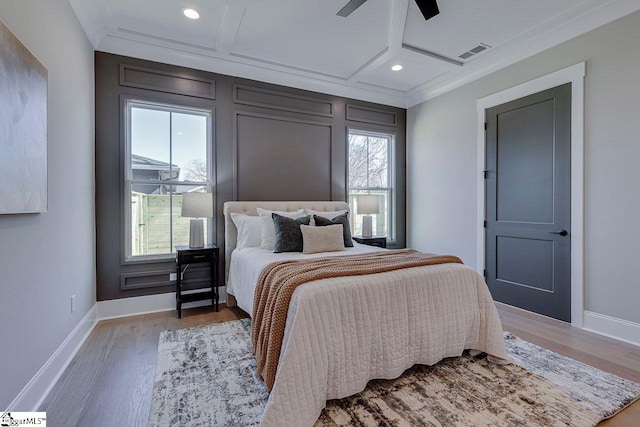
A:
175;244;219;318
353;236;387;248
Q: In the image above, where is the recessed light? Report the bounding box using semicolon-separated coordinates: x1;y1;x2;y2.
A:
391;64;403;71
183;8;200;20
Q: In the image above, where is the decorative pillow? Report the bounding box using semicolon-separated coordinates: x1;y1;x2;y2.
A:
313;213;354;247
257;208;305;250
301;224;345;254
230;213;262;249
272;214;311;253
304;209;348;220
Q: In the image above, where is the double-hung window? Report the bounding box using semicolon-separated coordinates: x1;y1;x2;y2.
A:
125;100;212;260
347;129;395;241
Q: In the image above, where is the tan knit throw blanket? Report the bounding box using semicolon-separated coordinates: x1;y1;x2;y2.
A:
251;249;463;391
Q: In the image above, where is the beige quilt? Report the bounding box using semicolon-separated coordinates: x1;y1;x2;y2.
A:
252;250;464;391
256;255;508;426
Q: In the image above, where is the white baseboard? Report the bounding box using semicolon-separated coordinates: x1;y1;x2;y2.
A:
7;289;228;412
583;310;640;348
97;290;226;320
6;305;98;412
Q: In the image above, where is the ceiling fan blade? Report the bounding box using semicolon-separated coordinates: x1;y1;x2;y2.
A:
414;0;439;20
337;0;368;17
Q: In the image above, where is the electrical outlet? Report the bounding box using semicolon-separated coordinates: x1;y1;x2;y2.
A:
169;273;177;281
71;295;76;313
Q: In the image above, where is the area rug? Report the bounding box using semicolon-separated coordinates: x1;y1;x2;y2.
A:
149;318;640;427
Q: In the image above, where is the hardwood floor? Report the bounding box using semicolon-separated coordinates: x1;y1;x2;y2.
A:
40;303;640;426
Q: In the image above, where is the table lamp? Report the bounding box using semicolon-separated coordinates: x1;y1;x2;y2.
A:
357;195;379;238
181;192;213;248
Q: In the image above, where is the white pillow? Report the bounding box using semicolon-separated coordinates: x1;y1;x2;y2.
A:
230;213;262;249
301;224;345;254
257;208;305;250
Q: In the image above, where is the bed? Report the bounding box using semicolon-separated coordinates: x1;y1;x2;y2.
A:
223;201;507;427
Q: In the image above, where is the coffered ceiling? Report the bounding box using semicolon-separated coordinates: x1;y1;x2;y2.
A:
69;0;640;107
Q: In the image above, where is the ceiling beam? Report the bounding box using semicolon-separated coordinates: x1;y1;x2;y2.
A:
215;4;248;55
347;0;409;82
402;43;463;67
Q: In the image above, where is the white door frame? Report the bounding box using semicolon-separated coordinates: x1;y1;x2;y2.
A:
476;62;586;327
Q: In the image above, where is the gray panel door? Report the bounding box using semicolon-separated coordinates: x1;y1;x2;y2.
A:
485;83;571;322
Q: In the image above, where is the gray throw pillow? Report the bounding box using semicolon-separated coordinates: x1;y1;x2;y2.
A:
313;213;354;247
272;213;311;253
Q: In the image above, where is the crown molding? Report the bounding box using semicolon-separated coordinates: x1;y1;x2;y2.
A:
97;34;409;107
70;0;640;109
406;0;640;107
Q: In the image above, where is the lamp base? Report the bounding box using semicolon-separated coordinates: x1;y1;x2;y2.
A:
189;218;205;248
362;215;373;238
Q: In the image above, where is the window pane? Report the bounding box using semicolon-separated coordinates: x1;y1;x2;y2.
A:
348;191;389;237
173;186;209;249
172;112;208;183
348;134;369;188
131;184;209;256
367;137;388;188
131;184;172;256
131;108;172;182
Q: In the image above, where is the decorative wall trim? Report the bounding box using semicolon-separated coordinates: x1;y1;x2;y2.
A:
119;64;216;99
233;84;333;118
232;111;334;200
6;306;98;412
97;291;225;320
346;104;397;126
120;269;174;291
583;311;640;348
476;62;586;328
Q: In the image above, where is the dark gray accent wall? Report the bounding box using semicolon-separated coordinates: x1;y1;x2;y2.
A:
95;51;406;301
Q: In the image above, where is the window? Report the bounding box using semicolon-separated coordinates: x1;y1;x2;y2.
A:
347;130;395;240
125;100;212;260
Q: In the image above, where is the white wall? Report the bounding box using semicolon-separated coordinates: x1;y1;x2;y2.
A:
0;0;95;408
408;11;640;324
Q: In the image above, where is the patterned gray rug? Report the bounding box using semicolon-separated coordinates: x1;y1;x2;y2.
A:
149;318;640;427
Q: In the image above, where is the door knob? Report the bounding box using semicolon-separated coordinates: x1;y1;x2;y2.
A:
549;229;568;236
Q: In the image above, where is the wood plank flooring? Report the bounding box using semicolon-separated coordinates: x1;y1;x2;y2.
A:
40;303;640;426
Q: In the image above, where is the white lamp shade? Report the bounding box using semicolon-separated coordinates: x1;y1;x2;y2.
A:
181;192;214;218
357;195;380;215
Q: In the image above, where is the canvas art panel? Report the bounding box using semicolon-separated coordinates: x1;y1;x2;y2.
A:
0;19;48;214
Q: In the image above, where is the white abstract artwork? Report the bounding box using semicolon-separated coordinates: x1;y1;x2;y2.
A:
0;19;48;214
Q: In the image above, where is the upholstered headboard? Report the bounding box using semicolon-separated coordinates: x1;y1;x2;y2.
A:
223;201;349;286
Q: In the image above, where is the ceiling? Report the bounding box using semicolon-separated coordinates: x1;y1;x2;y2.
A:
69;0;640;108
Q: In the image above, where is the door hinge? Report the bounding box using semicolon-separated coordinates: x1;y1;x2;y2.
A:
483;170;488;179
484;122;487;131
483;269;488;278
483;220;487;228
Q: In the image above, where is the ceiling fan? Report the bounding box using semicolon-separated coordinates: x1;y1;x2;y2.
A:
337;0;440;20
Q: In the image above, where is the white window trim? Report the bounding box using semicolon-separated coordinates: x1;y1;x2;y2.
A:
347;128;396;242
123;99;213;263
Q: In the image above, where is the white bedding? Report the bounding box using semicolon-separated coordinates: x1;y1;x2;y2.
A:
227;242;385;316
227;245;508;427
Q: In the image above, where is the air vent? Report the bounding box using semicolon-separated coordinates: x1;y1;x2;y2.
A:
470;45;487;54
458;43;492;60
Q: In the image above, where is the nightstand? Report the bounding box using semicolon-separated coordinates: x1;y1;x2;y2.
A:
175;244;219;318
353;236;387;248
